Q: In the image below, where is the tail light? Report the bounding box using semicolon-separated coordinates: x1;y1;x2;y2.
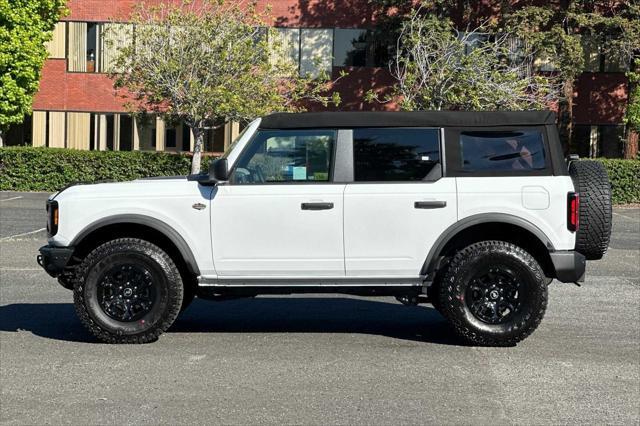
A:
46;201;59;236
567;192;579;232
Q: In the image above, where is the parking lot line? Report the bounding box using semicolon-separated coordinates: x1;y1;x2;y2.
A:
0;196;23;202
0;228;46;241
613;211;639;221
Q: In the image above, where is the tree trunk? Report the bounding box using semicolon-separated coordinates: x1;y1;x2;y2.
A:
625;130;638;159
0;130;4;147
191;126;204;175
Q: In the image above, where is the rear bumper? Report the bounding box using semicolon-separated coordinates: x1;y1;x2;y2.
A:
550;250;586;283
37;245;74;278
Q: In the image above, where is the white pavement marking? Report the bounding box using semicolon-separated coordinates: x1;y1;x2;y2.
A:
0;228;46;241
0;196;23;202
0;267;42;271
613;211;640;221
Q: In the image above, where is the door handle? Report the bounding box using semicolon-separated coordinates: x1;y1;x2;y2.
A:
301;202;334;210
414;201;447;209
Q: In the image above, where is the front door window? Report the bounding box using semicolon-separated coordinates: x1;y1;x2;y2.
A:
231;130;335;184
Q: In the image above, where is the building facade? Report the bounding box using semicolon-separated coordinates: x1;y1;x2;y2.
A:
4;0;631;157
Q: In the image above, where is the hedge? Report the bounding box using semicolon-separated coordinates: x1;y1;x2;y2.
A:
0;147;638;204
0;147;216;192
598;159;640;205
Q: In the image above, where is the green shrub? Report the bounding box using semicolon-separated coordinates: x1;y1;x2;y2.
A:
597;159;640;205
1;148;638;205
0;147;216;192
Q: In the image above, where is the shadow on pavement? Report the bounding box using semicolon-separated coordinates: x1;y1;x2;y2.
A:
0;297;463;346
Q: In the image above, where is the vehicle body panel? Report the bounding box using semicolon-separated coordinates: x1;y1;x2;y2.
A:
210;183;346;277
49;179;217;276
343;179;457;277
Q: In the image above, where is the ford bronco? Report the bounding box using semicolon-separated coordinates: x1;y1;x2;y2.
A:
37;111;612;346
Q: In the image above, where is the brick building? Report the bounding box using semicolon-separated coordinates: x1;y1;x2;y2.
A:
4;0;631;157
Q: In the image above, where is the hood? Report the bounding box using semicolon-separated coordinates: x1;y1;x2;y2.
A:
52;176;192;201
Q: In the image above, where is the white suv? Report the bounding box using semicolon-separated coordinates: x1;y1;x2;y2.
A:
37;111;612;346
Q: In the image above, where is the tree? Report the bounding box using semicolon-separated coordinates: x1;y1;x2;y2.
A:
502;1;640;156
367;1;639;156
0;0;66;146
367;9;560;111
111;0;341;174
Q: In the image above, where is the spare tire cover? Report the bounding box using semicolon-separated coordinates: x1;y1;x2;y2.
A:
568;161;612;260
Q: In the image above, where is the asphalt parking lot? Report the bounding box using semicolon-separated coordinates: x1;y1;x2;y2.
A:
1;191;638;425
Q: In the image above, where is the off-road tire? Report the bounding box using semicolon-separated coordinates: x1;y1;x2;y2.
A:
438;241;548;346
569;160;612;260
73;238;183;343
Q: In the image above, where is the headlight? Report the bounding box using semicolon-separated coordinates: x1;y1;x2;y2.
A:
46;200;59;236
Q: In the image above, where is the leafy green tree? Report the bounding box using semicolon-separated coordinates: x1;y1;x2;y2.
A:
0;0;66;145
367;9;560;111
502;1;640;156
368;1;639;156
111;0;341;174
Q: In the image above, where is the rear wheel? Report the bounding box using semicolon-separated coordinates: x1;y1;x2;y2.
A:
438;241;547;346
569;160;612;260
73;238;183;343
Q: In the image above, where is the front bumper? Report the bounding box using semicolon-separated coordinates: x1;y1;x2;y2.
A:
37;245;74;278
550;250;586;283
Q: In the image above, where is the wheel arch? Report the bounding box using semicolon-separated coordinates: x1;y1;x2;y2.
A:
423;213;556;278
70;214;200;276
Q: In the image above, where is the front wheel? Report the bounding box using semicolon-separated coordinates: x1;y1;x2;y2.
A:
73;238;183;343
438;241;548;346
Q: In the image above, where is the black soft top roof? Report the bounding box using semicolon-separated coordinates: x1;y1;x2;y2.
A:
259;110;556;129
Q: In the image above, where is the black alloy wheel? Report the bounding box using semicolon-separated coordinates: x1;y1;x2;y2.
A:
465;267;522;325
97;264;157;322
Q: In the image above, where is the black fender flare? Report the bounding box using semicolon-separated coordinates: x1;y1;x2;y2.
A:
70;214;200;275
422;213;556;275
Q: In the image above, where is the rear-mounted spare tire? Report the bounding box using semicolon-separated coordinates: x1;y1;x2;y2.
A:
568;160;612;260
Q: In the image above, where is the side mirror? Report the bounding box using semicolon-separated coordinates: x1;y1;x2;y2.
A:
210;158;229;182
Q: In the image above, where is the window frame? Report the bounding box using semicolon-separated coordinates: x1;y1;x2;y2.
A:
350;127;443;183
227;128;339;185
443;126;554;177
65;20;132;74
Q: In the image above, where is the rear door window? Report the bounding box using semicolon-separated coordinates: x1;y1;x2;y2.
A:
459;130;546;172
353;128;440;181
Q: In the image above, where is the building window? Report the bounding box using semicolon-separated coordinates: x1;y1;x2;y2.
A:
100;23;132;73
271;28;300;68
333;29;367;67
66;112;91;150
582;36;603;72
135;115;156;151
165;127;177;148
68;22;99;72
598;125;625;158
460;32;490;55
333;29;391;68
119;115;133;151
46;22;66;59
582;35;628;73
300;29;333;77
4;116;33;146
573;125;625;158
66;22;131;73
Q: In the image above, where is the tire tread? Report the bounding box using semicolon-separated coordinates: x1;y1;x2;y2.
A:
73;238;183;344
438;240;548;347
